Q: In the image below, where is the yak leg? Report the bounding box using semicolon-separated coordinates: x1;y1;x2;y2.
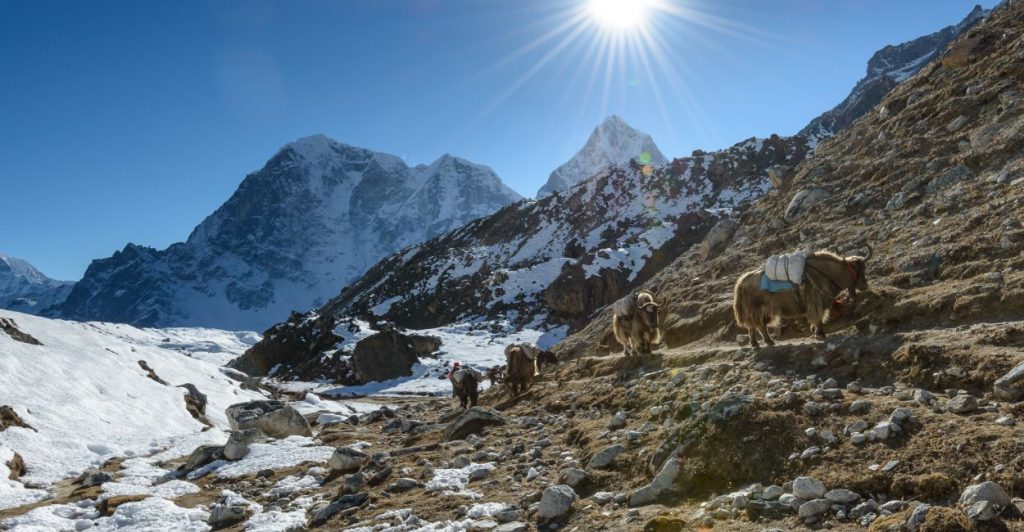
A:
748;327;760;349
458;392;468;409
631;328;648;355
812;319;827;341
469;388;478;408
759;318;775;347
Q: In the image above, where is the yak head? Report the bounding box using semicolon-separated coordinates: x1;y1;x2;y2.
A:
635;292;661;329
848;243;873;291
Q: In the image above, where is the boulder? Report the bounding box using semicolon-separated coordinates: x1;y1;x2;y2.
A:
947;395;978;414
792;476;826;500
825;489;860;504
559;468;590;489
586;444;625;470
959;481;1010;507
208;502;251;530
177;445;224;475
784;188;830;223
966;500;998;522
225;400;311;438
76;469;113;487
444;407;506;442
798;498;830;519
993;361;1024;402
351;330;440;383
308;492;369;527
223;428;267;461
537;485;576;521
178;383;210;426
228;311;342;377
6;451;26;481
698;219;738;259
629;457;680;507
329;447;368;473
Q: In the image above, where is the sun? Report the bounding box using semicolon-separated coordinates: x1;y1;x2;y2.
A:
587;0;655;33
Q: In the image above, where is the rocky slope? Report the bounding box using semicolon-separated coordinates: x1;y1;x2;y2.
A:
536;114;668;197
800;4;987;146
50;136;522;330
0;254;72;315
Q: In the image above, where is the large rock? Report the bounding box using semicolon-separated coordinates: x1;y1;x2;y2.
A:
351;330;441;383
784;188;830;223
959;481;1010;507
0;405;34;432
993;361;1024;402
443;407;506;442
225;400;311;438
698;218;738;259
177;445;224;475
537;485;576;521
208;502;251;530
229;311;343;377
586;444;625;470
792;476;826;500
629;457;680;507
223;429;267;461
308;492;369;527
328;447;368;473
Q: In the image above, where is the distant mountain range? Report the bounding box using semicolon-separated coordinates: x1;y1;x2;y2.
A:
0;254;73;315
0;5;986;333
47;136;521;330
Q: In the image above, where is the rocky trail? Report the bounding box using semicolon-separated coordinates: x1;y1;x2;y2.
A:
7;316;1024;531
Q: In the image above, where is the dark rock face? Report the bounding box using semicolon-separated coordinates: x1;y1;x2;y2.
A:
0;405;34;432
0;317;41;345
444;407;507;441
228;311;342;378
50;136;521;330
799;5;986;144
351;330;442;384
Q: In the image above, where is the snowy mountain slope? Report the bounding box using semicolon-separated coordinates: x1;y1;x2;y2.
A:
0;309;266;510
280;134;810;340
0;254;73;315
536;114;667;197
51;135;522;330
799;4;987;145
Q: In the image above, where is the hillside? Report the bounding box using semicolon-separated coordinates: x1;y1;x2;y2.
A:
49;136;521;330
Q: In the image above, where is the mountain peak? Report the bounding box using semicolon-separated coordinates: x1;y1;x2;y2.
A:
536;115;667;197
0;253;73;314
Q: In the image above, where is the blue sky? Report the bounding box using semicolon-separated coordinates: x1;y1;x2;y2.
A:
0;0;995;280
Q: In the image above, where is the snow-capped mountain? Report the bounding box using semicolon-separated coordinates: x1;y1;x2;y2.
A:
536;114;667;197
51;135;522;330
0;254;73;315
308;134;810;335
800;4;986;145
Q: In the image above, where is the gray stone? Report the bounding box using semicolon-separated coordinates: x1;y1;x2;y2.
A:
850;500;878;519
959;481;1010;507
591;492;614;505
468;519;498;532
800;446;821;459
77;469;112;487
208;503;251;529
761;485;783;500
825;489;859;504
494;522;528;532
906;504;931;531
890;408;913;424
629;457;680;507
387;477;420;492
947;395;978;414
328;447;368;473
798;498;830;519
914;389;936;404
849;400;871;414
223;428;267;461
879;500;907;512
996;415;1015;426
608;411;627;430
225;401;311;439
947;115;969;132
558;468;589;489
177;445;224;475
792;476;826;500
846;420;868;433
850;433;866;444
587;444;625;469
444;407;507;442
308;492;369;527
785;188;830;223
966;500;998;522
537;484;576;520
994;361;1024;402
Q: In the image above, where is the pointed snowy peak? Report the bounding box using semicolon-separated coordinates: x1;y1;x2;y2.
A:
0;253;73;315
537;115;667;197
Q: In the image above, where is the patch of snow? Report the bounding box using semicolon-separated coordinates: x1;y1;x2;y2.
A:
425;462;496;499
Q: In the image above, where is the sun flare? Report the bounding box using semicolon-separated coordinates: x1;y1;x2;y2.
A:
587;0;654;33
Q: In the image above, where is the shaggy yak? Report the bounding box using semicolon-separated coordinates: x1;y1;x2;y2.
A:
733;247;871;348
448;362;480;409
612;290;662;356
503;343;557;397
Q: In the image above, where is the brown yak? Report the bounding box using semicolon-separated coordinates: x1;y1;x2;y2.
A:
611;290;662;356
503;344;556;397
733;247;871;348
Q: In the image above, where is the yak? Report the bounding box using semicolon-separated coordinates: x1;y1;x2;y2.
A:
503;343;557;397
611;290;662;356
448;362;480;409
733;247;871;348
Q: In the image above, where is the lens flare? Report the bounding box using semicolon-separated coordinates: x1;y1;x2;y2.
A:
587;0;654;33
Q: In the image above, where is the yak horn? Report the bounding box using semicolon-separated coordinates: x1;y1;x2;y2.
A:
862;243;874;261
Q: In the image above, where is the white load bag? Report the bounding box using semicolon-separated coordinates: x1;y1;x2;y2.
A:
765;251;808;285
